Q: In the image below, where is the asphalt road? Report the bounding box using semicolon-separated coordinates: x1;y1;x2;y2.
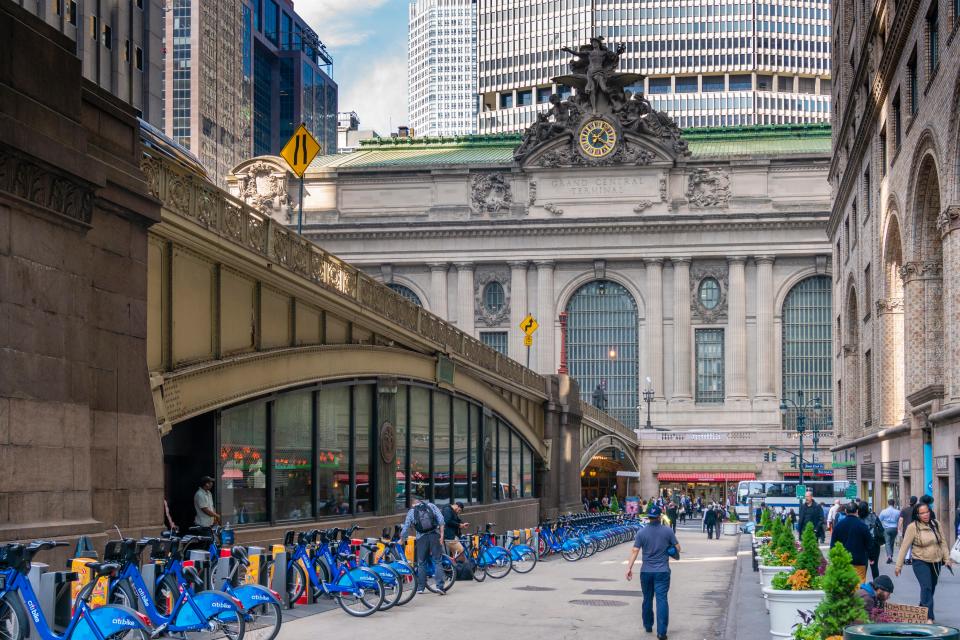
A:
277;523;739;640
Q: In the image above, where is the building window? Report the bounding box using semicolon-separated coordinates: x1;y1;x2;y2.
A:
536;87;552;104
272;391;313;520
409;386;430;500
102;23;111;48
781;276;833;429
265;0;279;44
219;401;268;524
778;76;794;92
928;3;940;72
566;280;639;427
648;77;671;94
864;168;871;216
68;1;77;24
729;74;752;90
499;93;513;109
482;282;505;314
695;329;724;403
864;264;872;317
864;349;873;426
676;76;698;93
433;391;451;506
89;15;98;39
480;331;508;355
135;47;143;71
316;386;351;516
879;127;887;176
517;89;533;106
892;90;902;151
387;283;422;306
698;277;721;310
851;201;858;246
757;74;773;91
907;52;918;115
844;217;851;256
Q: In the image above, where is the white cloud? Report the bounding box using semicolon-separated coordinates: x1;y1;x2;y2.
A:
338;54;408;134
296;0;392;47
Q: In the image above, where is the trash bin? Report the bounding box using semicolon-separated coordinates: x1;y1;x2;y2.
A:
845;624;960;638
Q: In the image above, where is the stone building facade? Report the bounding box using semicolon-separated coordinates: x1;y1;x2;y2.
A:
829;0;960;522
231;121;839;497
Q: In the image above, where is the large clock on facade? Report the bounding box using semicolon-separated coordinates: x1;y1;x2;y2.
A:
577;118;619;160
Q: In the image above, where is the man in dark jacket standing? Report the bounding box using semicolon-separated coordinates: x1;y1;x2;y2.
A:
831;501;872;583
703;505;719;539
798;490;825;541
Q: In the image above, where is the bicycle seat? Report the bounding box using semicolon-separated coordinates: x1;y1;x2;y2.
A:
85;562;120;578
182;565;204;587
231;546;249;567
336;552;352;563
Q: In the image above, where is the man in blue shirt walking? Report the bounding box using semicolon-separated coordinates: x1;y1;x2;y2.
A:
626;503;680;640
878;499;901;564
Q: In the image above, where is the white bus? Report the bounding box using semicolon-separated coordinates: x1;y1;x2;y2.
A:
735;480;854;519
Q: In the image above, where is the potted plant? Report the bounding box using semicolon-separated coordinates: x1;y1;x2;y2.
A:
787;541;868;640
754;508;774;546
722;507;740;536
758;518;797;590
762;524;826;636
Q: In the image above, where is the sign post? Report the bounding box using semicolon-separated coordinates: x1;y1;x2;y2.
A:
519;313;539;368
279;123;321;234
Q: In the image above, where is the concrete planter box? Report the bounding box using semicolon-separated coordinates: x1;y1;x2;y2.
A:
723;521;739;536
753;534;772;546
762;587;825;640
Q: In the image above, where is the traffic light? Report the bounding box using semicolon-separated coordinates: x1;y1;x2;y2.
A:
771;452;777;462
791;455;798;468
763;452;769;462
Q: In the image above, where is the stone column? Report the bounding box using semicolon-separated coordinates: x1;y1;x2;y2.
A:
672;257;692;401
644;258;664;399
535;260;556;373
900;260;943;398
876;298;905;426
755;256;776;400
429;262;448;320
455;262;475;337
509;261;529;362
726;256;748;401
375;377;399;516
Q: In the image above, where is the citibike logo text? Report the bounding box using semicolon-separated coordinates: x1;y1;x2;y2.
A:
111;618;135;627
27;601;40;624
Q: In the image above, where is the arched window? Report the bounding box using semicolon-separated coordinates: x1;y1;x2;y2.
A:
387;283;422;307
781;275;833;427
698;277;721;309
566;280;639;428
482;281;505;313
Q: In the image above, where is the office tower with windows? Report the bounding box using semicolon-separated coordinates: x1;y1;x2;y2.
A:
409;0;478;137
22;0;164;126
163;0;337;185
477;0;832;133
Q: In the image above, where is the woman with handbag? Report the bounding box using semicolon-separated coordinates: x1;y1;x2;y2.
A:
895;501;953;623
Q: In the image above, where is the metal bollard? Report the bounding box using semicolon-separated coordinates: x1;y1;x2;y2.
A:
188;550;210;590
27;563;49;639
269;551;290;609
39;571;75;633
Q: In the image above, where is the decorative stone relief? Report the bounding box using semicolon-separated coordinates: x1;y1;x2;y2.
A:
531;140;656;168
474;268;511;326
544;202;564;215
899;260;942;282
528;180;537;205
0;146;94;224
686;168;731;208
235;160;291;220
471;173;513;215
875;298;904;314
937;205;960;234
659;174;668;202
689;261;729;323
593;259;606;280
633;200;654;213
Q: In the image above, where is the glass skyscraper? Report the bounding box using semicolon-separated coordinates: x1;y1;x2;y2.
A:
477;0;831;133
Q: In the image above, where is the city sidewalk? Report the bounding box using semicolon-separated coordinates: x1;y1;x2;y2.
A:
722;534;960;638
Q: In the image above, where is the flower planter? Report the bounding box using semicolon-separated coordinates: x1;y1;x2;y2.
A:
722;521;739;536
761;587;825;640
757;564;791;611
753;534;772;546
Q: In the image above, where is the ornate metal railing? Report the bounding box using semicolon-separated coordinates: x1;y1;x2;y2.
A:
581;402;638;443
636;429;836;444
140;154;548;396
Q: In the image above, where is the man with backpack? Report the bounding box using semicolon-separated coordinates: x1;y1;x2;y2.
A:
400;497;448;595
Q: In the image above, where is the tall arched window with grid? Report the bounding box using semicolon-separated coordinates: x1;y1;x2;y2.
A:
565;280;639;428
781;275;833;430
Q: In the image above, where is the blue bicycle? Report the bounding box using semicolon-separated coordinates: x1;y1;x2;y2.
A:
268;530;384;617
101;537;245;640
0;540;152;640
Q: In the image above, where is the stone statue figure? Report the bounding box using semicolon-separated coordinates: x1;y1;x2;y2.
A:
560;37;626;113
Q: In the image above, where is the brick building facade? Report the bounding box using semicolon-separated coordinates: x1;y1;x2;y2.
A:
829;0;960;525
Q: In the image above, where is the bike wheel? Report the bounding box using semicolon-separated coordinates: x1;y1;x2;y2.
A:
0;594;24;640
440;556;455;592
104;629;150;640
155;574;181;617
282;561;307;605
310;558;332;600
243;600;282;640
536;536;548;558
561;543;582;562
374;565;402;611
209;608;245;640
395;570;417;606
511;548;538;574
335;568;384;618
108;582;137;610
484;552;512;579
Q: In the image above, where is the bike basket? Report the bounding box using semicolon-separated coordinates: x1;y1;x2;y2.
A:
0;545;27;574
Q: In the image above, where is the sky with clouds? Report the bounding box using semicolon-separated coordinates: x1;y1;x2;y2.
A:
296;0;409;135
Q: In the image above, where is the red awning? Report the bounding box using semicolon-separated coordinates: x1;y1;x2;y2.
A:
783;470;834;478
657;471;756;482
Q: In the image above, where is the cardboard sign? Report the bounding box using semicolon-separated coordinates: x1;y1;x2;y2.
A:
883;603;929;623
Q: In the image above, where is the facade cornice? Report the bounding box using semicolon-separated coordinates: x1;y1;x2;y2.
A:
828;0;922;236
304;215;829;242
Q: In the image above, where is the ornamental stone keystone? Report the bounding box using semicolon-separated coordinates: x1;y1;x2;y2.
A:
936;205;960;234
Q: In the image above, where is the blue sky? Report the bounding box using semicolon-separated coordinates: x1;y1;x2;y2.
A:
297;0;409;135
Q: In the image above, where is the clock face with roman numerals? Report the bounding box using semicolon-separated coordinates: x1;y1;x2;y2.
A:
578;119;618;159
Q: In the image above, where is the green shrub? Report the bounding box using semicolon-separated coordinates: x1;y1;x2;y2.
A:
812;544;867;637
795;523;823;576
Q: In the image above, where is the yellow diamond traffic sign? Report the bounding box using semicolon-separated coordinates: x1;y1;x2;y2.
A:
520;314;538;336
523;335;533;347
280;123;321;177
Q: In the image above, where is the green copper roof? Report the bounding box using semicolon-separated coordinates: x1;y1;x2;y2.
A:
309;123;830;171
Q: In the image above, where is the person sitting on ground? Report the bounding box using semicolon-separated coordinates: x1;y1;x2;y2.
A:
857;574;894;612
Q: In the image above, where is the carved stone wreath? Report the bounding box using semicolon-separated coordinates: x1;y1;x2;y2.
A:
236;160;291;218
690;262;729;323
474;269;511;326
471;173;513;215
686;168;730;208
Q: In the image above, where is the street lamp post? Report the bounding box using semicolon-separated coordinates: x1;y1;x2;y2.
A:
780;390;822;505
642;377;654;429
